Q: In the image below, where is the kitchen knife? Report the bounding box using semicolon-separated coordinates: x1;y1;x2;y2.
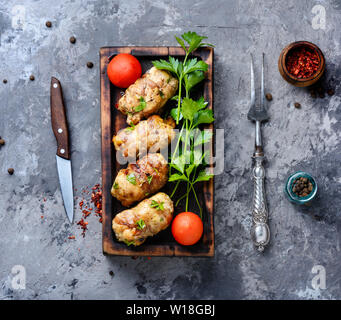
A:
50;77;74;223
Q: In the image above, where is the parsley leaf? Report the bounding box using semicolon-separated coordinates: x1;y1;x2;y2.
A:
181;97;207;122
147;175;153;184
134;97;146;112
168;173;188;182
193;130;213;146
171;154;186;173
194;169;214;183
123;240;135;246
183;58;208;74
184;70;205;93
150;200;164;211
113;182;119;189
193;109;215;127
126;173;137;185
170;107;183;121
136;219;146;230
181;31;212;53
125;123;135;132
152;57;182;77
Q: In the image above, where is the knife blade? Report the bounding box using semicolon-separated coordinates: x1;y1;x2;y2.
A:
50;77;74;223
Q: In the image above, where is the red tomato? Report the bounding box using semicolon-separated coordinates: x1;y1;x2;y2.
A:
171;212;203;246
107;53;142;88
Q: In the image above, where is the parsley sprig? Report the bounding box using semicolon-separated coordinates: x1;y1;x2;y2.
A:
153;31;214;219
168;97;214;218
153;31;213;124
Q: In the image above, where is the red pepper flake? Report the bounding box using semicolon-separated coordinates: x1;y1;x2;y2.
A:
43;198;46;202
77;218;88;237
286;46;320;79
41;215;44;219
90;184;103;223
75;184;103;237
68;235;76;240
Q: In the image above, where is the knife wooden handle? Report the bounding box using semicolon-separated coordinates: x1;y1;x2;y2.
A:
50;77;70;160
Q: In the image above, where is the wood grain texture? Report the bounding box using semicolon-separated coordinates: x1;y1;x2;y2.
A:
100;46;214;256
50;77;70;159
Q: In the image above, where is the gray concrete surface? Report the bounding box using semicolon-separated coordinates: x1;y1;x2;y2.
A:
1;0;341;300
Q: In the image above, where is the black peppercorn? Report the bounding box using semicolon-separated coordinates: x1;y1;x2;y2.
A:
69;36;76;44
292;177;313;198
8;168;14;175
0;138;5;145
327;89;335;96
3;79;7;84
45;21;52;28
109;271;114;276
294;102;301;108
29;75;35;81
86;62;94;68
265;93;272;101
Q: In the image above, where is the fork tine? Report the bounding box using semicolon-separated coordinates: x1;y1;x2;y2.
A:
250;54;255;107
261;53;265;110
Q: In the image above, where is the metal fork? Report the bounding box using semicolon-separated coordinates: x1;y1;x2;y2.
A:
247;53;270;252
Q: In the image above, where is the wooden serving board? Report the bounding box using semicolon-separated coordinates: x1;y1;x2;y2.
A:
100;46;214;256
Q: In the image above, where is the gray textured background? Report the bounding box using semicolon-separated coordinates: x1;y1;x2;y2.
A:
0;0;340;300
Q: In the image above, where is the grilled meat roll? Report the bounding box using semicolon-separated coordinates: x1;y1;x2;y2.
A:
117;66;178;125
112;192;174;246
113;115;175;158
111;153;168;207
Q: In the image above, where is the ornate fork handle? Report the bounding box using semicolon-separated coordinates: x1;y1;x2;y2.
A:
250;154;270;252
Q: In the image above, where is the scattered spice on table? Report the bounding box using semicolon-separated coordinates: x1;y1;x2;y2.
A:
77;218;88;237
7;168;14;175
45;21;52;28
286;46;319;79
69;36;76;44
75;184;102;237
87;62;94;68
294;102;301;108
91;184;103;222
292;177;313;197
265;93;272;101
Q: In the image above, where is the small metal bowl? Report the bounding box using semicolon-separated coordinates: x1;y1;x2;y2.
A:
278;41;325;87
284;171;318;205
